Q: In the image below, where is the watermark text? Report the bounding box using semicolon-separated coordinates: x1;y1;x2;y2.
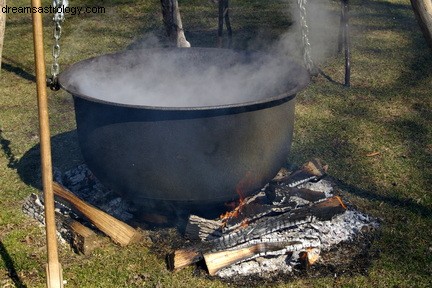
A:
1;5;105;16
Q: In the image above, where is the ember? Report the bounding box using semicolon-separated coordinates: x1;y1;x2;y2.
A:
169;160;379;279
220;171;256;223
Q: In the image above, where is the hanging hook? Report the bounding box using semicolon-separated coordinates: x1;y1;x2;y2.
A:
46;76;60;91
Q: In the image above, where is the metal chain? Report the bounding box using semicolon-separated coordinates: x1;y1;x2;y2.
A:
297;0;316;75
48;0;68;90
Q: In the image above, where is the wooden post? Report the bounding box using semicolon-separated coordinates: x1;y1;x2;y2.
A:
410;0;432;51
30;1;63;287
342;0;351;87
0;0;6;70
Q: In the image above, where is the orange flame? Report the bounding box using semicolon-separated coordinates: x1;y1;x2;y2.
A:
219;171;256;222
240;219;249;228
220;197;245;220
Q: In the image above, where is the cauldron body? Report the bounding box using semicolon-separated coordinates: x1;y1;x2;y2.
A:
59;48;309;208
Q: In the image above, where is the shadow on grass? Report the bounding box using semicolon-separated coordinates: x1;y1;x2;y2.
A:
0;130;19;169
17;130;83;190
329;176;432;218
0;241;27;288
0;58;35;83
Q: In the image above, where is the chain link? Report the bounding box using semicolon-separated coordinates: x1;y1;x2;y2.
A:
297;0;316;75
48;0;68;90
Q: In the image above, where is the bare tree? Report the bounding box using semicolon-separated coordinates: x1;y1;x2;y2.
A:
160;0;191;47
410;0;432;51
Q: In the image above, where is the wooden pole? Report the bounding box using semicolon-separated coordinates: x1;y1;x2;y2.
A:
30;1;63;287
0;0;6;71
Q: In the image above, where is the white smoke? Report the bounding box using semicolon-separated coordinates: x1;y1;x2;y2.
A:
61;1;338;108
62;48;308;108
273;0;340;64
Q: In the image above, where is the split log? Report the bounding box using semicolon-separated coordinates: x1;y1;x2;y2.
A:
52;182;142;246
203;241;300;276
58;215;99;255
186;187;328;241
22;193;100;255
185;215;223;241
168;196;346;270
272;159;328;187
211;196;344;251
299;247;320;268
288;187;327;202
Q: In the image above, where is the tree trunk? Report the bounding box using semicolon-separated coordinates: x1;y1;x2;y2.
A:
0;0;6;70
160;0;190;47
410;0;432;51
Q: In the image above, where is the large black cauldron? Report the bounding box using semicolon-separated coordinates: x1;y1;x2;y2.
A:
59;48;309;210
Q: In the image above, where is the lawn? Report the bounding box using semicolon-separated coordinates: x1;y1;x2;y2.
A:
1;0;431;287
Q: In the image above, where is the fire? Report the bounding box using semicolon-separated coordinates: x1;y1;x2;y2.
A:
219;171;256;222
299;247;320;267
220;197;245;220
239;219;249;228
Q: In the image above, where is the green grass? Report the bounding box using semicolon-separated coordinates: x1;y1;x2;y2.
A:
1;0;432;287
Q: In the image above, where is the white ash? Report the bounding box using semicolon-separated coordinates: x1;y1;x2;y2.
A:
56;164;137;222
22;193;69;245
216;180;379;279
298;179;334;197
23;164;379;279
22;164;137;245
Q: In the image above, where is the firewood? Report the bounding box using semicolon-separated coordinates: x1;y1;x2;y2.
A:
288;187;327;202
188;187;328;240
185;215;223;241
52;182;142;246
203;241;300;276
312;196;347;220
167;249;203;271
299;247;320;268
273;159;328;187
59;215;99;255
169;196;346;270
210;196;345;250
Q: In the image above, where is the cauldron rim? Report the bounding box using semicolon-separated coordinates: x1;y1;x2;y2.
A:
58;47;310;111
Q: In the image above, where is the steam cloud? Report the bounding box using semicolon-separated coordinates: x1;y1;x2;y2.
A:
61;0;337;108
63;49;307;108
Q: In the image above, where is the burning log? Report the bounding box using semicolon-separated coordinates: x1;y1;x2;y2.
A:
185;215;223;241
186;186;329;241
52;182;142;246
271;159;328;187
299;247;321;268
169;196;346;271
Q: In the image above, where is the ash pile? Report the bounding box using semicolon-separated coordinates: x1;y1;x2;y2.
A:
22;159;380;280
169;159;380;279
22;164;141;253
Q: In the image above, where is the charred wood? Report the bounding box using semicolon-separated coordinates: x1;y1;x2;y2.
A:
187;186;328;240
185;215;223;241
169;196;346;270
271;159;328;187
